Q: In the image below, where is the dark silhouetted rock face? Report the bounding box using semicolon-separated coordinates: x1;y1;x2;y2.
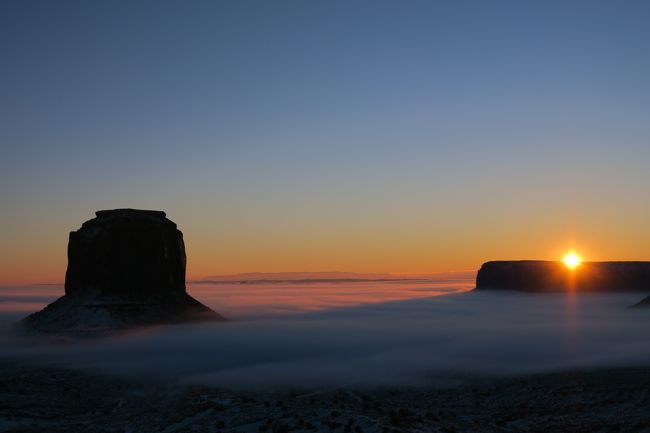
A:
22;209;225;334
476;261;650;292
65;209;186;298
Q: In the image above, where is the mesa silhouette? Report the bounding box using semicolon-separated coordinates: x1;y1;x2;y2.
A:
476;260;650;293
21;209;224;334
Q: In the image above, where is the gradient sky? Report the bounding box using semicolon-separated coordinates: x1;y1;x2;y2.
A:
2;0;650;283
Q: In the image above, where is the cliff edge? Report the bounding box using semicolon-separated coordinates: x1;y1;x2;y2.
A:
476;260;650;292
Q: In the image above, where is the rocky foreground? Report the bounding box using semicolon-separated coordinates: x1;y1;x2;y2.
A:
1;361;649;433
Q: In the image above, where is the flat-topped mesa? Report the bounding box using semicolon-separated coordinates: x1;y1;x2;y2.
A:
476;260;650;292
21;209;225;334
65;208;185;298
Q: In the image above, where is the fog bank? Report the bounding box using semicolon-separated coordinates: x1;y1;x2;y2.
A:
1;281;649;389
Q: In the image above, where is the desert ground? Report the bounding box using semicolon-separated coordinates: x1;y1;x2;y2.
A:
2;361;649;433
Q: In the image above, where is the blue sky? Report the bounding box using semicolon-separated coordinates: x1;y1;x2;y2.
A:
1;0;650;281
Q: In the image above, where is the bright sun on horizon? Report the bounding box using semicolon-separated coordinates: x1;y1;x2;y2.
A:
563;252;582;269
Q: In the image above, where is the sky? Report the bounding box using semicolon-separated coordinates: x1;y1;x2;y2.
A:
1;0;650;284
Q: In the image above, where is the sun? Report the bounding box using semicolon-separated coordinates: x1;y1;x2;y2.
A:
563;252;581;269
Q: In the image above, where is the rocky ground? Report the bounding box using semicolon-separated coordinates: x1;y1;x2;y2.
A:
1;361;649;433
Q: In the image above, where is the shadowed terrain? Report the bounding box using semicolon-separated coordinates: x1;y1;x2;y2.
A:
1;361;649;433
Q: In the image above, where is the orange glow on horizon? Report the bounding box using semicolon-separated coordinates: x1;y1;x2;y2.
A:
563;251;581;269
3;211;650;286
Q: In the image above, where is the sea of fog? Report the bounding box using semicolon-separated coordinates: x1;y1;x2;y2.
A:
1;280;650;388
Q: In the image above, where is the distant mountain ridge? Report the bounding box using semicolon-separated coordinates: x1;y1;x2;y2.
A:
191;271;475;284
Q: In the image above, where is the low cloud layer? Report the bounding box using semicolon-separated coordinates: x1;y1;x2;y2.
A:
1;282;649;389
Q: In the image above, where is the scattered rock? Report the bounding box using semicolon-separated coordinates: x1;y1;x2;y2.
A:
633;295;650;308
2;361;650;433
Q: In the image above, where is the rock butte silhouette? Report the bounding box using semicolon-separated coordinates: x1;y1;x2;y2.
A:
21;209;225;334
476;260;650;294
